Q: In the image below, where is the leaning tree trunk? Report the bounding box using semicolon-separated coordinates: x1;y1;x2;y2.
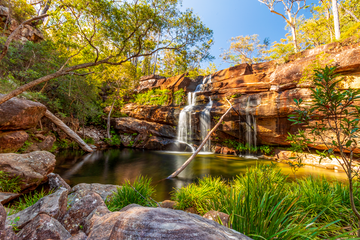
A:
332;0;341;40
44;110;93;153
167;103;233;178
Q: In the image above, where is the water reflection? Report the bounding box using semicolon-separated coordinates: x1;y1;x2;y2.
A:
55;149;347;201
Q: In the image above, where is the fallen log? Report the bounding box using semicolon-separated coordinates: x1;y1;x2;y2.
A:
44;110;93;153
167;100;233;178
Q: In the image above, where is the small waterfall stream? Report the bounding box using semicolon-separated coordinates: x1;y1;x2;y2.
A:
242;96;259;158
177;75;213;152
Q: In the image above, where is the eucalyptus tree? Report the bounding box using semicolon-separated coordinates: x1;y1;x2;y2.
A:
0;0;213;105
331;0;341;39
257;0;307;53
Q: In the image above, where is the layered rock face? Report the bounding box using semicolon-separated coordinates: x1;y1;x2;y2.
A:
0;94;47;153
116;41;360;151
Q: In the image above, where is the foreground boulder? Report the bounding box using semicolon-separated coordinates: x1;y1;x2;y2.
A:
47;173;71;192
61;192;106;234
0;94;46;131
17;214;71;240
68;183;120;206
88;205;251;240
6;188;68;229
0;151;56;192
0;131;28;153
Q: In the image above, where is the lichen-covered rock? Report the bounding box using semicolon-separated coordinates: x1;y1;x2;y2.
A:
0;225;18;240
67;231;87;240
0;151;56;192
6;188;68;229
47;173;71;192
0;203;5;230
16;214;71;240
68;183;120;207
203;210;230;228
0;131;28;153
83;206;111;235
61;192;106;234
0;94;46;131
87;206;251;240
87;212;123;240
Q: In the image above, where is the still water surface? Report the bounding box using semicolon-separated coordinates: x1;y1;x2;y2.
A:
55;149;346;201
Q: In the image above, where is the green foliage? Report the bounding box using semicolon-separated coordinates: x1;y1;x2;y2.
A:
172;165;348;239
222;139;273;155
173;89;186;105
106;176;156;212
0;171;22;193
134;89;171;106
105;130;121;146
9;216;20;232
17;140;33;153
172;176;228;215
84;137;95;145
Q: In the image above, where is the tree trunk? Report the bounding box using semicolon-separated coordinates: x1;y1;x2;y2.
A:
44;110;93;153
167;104;233;178
332;0;341;40
286;11;299;53
107;100;116;139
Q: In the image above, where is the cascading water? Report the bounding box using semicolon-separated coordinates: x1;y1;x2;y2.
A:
199;97;213;152
243;96;258;157
177;75;213;152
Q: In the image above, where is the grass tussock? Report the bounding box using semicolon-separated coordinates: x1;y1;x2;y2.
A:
172;164;359;239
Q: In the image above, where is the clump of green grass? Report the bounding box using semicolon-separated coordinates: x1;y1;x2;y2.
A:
171;164;354;239
106;176;156;211
8;188;54;214
172;176;228;215
0;171;22;193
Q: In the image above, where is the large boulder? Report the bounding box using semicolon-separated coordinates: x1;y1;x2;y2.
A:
0;151;56;191
0;131;28;153
83;206;111;235
16;214;71;240
6;188;68;229
0;94;46;131
47;173;71;192
61;192;106;234
0;193;21;205
87;205;251;240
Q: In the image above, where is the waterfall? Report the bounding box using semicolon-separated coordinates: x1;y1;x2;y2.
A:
244;96;257;156
177;75;213;153
199;97;213;152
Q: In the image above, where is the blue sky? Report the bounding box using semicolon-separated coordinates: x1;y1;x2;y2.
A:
181;0;318;69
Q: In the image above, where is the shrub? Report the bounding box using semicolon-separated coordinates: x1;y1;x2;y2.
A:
106;176;156;212
173;89;186;105
133;89;171;106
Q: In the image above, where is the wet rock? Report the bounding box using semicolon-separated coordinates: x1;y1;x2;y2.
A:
0;151;56;191
0;193;21;205
68;231;87;240
61;192;106;234
76;126;106;144
0;131;29;153
221;146;237;155
83;206;111;235
0;204;5;230
106;206;251;240
6;188;68;229
68;183;120;207
0;94;46;131
203;210;230;228
47;173;71;192
16;214;71;240
160;200;178;209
